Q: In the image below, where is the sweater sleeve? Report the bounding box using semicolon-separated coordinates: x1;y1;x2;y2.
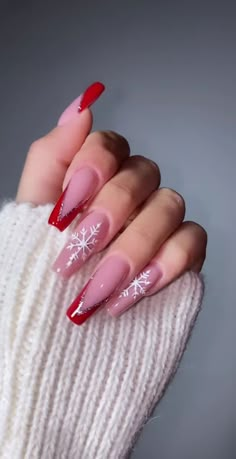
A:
0;201;204;459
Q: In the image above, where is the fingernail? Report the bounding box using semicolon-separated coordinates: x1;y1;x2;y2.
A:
66;255;130;325
48;167;99;231
58;81;105;126
107;263;163;317
53;210;109;277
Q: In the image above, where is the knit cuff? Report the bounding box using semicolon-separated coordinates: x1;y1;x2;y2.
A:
0;202;204;459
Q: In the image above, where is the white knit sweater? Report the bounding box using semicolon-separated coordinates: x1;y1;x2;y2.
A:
0;202;204;459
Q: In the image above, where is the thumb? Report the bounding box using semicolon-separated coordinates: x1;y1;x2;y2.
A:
16;82;105;205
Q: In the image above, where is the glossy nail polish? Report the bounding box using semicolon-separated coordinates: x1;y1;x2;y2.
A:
53;211;109;277
58;81;105;126
67;256;130;325
48;167;99;231
107;263;162;316
79;81;105;112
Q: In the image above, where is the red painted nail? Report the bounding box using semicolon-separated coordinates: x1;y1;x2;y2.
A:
66;280;102;325
78;81;105;112
48;186;84;231
58;81;105;126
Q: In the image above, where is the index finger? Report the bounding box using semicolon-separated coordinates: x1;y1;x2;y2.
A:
16;82;105;205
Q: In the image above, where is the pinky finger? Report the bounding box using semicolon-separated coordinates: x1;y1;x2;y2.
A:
106;221;207;317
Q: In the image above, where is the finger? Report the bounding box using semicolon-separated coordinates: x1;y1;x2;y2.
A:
16;82;105;205
108;187;185;267
107;221;207;316
154;221;208;277
16;109;93;205
66;187;185;325
48;131;130;231
53;156;160;276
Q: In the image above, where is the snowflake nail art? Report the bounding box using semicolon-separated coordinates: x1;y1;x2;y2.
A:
66;223;102;267
120;270;152;300
53;212;109;277
107;263;162;316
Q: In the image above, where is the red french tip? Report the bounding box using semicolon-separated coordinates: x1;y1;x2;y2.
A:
48;186;85;232
66;282;101;326
78;81;105;112
67;304;101;325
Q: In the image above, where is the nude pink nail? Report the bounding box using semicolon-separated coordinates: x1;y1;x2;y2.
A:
62;168;98;217
58;94;83;126
67;256;130;324
53;211;109;277
107;263;163;316
48;167;99;231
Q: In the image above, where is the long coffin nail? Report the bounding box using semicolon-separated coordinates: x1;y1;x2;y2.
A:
48;167;99;231
58;81;105;126
66;255;130;325
53;211;109;277
107;263;163;316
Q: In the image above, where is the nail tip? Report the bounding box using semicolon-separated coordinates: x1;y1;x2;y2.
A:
90;81;106;92
48;219;63;232
79;81;106;112
48;206;82;232
66;311;78;325
66;310;87;326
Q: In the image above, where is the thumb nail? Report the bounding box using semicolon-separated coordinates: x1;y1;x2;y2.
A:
58;81;105;126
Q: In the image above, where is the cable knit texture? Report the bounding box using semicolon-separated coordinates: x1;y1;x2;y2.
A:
0;202;204;459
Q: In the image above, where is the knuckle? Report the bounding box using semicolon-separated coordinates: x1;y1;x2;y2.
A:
87;130;130;154
28;137;46;157
133;155;160;177
110;181;136;206
177;246;191;267
102;130;128;145
129;225;151;245
195;223;208;247
184;221;208;248
159;188;185;214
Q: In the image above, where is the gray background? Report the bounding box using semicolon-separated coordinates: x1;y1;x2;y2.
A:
0;1;235;458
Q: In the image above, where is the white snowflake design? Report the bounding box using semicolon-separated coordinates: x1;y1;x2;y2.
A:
66;223;102;267
120;269;152;300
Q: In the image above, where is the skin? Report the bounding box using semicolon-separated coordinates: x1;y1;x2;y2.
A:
16;108;207;316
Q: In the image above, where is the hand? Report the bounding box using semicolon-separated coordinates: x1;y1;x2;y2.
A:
16;82;207;325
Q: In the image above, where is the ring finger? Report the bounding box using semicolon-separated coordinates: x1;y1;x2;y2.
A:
107;221;207;316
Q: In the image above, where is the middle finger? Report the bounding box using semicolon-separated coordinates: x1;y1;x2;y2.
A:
53;155;160;276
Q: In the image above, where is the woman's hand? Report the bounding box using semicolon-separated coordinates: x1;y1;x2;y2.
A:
16;83;207;325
